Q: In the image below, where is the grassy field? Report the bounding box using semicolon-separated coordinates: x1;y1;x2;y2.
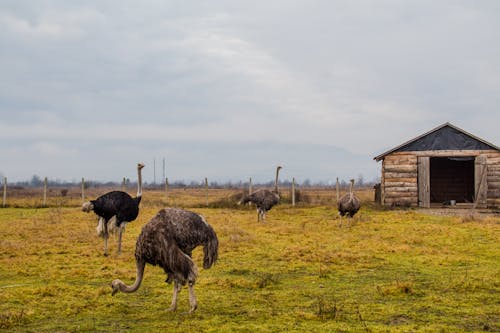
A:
0;188;498;332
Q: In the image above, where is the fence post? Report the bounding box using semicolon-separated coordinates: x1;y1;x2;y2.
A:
336;177;340;204
2;177;6;208
43;177;48;207
292;177;296;206
165;177;169;203
205;177;209;207
81;177;85;203
248;177;253;206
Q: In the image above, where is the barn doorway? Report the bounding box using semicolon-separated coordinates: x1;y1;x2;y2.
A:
429;157;474;204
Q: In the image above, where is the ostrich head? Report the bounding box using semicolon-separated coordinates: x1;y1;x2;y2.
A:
137;163;145;170
111;279;123;296
82;201;94;212
349;179;355;195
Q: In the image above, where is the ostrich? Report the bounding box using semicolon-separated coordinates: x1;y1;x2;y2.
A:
337;178;361;226
239;166;282;222
111;208;219;314
82;163;145;256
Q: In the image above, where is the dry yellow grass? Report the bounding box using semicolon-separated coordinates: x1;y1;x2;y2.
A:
0;187;498;332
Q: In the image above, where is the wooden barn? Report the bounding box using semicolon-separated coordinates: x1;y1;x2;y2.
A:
374;123;500;208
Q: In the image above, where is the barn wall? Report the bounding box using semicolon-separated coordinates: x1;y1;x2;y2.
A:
486;151;500;208
382;152;418;207
381;150;500;208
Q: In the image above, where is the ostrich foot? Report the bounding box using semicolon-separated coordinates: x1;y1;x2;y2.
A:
188;304;197;314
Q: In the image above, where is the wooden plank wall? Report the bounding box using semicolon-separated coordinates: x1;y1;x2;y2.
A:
381;150;500;208
382;152;418;206
486;151;500;208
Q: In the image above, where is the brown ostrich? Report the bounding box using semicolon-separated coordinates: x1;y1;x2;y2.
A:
238;166;282;222
111;208;219;313
82;163;145;256
337;178;361;226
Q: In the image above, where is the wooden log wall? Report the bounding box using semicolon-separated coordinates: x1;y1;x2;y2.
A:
382;152;418;207
380;150;500;208
486;151;500;208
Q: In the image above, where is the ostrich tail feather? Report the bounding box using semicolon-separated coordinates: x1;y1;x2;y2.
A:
203;232;219;269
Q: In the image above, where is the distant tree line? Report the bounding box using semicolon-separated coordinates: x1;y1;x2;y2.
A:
5;174;378;189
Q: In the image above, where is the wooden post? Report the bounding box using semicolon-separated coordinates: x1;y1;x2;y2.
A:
292;177;296;206
2;177;6;208
165;177;169;203
248;177;253;206
121;177;126;191
81;178;85;203
336;177;340;204
43;177;48;207
205;177;209;207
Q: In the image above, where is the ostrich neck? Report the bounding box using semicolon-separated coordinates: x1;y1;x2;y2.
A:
120;260;145;293
137;167;143;198
349;182;354;199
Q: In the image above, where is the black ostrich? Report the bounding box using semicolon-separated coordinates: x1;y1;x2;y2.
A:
239;166;282;222
337;178;361;226
82;163;145;256
111;208;219;314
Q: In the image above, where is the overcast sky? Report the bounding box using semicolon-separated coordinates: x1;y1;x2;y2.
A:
1;1;499;183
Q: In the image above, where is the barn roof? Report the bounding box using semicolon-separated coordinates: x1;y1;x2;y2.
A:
374;122;499;161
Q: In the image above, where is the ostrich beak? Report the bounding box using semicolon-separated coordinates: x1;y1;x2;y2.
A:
111;283;118;296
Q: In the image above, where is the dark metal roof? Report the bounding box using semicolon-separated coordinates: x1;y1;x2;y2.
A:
374;122;499;161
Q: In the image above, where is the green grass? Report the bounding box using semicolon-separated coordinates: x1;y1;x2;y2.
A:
0;190;499;332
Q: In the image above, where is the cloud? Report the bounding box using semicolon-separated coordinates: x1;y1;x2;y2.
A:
0;1;499;181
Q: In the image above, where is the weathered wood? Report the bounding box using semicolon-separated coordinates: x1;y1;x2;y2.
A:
488;179;500;189
474;155;488;208
248;177;253;206
388;152;418;157
381;160;386;205
384;197;418;205
385;177;417;184
165;177;169;202
384;165;417;173
384;182;418;188
418;156;430;208
487;189;500;197
384;157;417;165
2;177;6;208
384;186;418;192
205;177;209;207
412;150;497;157
487;198;500;207
385;172;417;179
81;177;85;203
486;165;500;172
384;193;418;200
486;156;500;164
43;177;48;207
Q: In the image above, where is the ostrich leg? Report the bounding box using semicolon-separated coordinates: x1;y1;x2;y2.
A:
188;282;198;313
117;223;126;255
103;221;109;256
169;281;182;311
